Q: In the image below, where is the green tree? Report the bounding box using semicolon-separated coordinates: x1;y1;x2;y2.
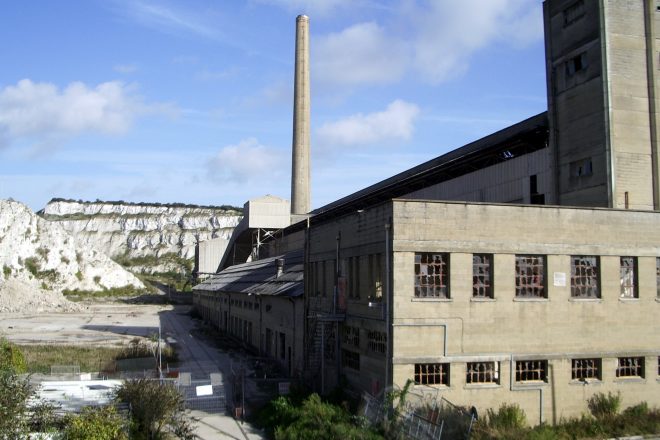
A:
114;378;195;439
0;371;32;439
64;406;128;440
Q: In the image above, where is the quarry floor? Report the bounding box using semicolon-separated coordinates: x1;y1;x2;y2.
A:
0;302;166;346
0;300;265;440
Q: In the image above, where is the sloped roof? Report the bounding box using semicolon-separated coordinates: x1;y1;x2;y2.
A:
193;249;303;297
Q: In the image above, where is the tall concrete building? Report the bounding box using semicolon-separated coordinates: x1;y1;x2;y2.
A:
546;0;660;209
194;0;660;425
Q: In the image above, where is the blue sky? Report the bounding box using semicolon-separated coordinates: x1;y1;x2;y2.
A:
0;0;547;211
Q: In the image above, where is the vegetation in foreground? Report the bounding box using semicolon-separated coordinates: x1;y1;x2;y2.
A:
470;392;660;439
1;339;194;439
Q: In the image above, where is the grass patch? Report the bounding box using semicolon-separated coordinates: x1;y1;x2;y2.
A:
19;345;123;374
62;285;148;301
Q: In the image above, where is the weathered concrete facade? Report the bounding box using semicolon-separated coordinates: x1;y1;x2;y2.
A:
546;0;660;209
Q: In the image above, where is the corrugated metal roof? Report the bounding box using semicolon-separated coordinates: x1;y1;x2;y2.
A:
193;249;303;297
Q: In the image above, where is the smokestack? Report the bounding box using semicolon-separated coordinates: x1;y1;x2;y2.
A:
291;15;311;216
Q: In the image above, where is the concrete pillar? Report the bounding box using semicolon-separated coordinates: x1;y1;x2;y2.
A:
291;15;311;216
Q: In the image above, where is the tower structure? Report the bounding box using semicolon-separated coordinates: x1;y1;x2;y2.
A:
545;0;660;210
291;15;311;217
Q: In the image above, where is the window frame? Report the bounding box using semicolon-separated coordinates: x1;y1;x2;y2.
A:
515;255;547;299
620;256;639;299
414;252;450;299
341;349;360;371
571;358;602;381
571;255;600;299
473;253;493;299
515;360;548;383
616;357;645;379
466;361;500;385
414;363;450;386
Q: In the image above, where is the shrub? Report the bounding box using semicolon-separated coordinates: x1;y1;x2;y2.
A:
64;406;128;440
76;270;83;281
588;392;621;419
0;338;27;374
36;247;49;260
2;265;10;279
24;257;40;276
93;275;102;284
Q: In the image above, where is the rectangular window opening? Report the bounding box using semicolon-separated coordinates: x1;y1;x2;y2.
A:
466;361;499;384
571;256;600;298
616;357;644;378
620;256;638;298
564;0;585;26
516;360;548;383
367;330;387;354
341;349;360;371
515;255;546;298
473;254;493;298
415;363;450;386
415;252;450;298
572;358;601;381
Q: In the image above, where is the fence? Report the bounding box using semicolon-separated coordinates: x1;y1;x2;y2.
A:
361;385;475;440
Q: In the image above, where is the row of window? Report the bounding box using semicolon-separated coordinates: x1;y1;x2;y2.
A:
412;357;657;387
308;254;384;300
341;326;387;355
414;253;660;300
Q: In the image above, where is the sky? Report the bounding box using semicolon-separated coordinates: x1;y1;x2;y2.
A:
0;0;548;212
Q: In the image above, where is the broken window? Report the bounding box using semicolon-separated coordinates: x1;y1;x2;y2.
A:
564;0;585;26
570;158;593;177
341;349;360;371
368;254;383;301
565;52;588;76
473;254;493;298
346;256;361;298
620;257;638;298
571;256;599;298
415;253;450;298
571;358;601;381
341;325;360;348
616;357;644;378
367;330;387;354
515;360;547;382
466;362;499;384
515;255;546;298
415;363;449;386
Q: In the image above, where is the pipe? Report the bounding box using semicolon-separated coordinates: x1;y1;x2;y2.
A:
509;355;544;426
385;222;391;388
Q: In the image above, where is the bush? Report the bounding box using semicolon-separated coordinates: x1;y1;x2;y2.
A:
24;257;40;276
114;378;195;439
3;264;10;279
0;338;27;374
588;392;621;419
64;406;128;440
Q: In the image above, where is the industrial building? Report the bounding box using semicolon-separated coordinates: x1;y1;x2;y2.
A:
194;0;660;422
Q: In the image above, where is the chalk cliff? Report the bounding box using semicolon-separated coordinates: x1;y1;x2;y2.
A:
0;199;145;312
39;199;242;273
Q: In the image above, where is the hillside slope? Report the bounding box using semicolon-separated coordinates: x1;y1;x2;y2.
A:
40;199;242;274
0;199;145;312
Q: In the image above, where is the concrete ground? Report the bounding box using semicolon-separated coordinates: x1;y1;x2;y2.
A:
1;301;266;440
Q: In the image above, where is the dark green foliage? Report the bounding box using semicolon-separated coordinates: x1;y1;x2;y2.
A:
63;284;146;300
0;371;32;438
64;406;128;440
114;378;195;439
587;391;620;419
259;393;383;440
3;264;11;278
24;256;40;276
471;397;660;440
0;338;27;374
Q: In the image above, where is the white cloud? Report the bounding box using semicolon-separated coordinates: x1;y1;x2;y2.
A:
308;0;542;88
206;138;286;183
409;0;542;83
314;22;407;86
120;1;219;40
317;100;420;148
0;79;175;149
